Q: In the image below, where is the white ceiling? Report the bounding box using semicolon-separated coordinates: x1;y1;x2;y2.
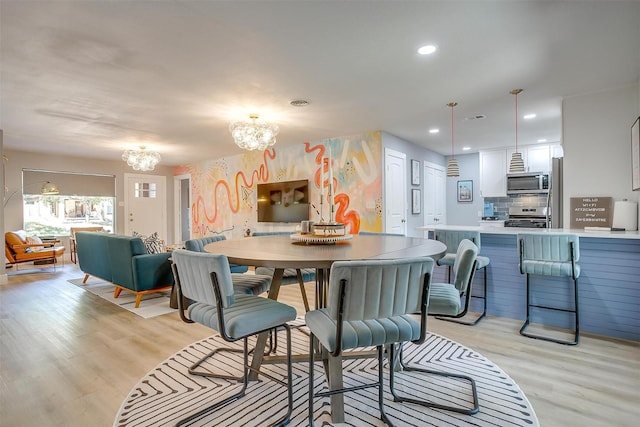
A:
1;1;639;166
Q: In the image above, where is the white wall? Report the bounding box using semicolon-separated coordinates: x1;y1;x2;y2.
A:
445;152;483;225
1;131;6;283
562;83;640;226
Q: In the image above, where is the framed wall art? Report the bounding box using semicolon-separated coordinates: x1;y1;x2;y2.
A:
411;159;420;185
457;180;473;203
411;188;421;214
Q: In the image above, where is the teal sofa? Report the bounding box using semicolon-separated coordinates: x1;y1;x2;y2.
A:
75;232;174;308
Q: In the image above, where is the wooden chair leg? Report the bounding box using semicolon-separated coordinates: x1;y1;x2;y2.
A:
296;269;311;312
113;287;123;299
82;274;90;283
135;293;143;308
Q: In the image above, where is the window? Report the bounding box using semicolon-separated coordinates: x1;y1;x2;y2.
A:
21;170;115;236
24;195;114;236
134;182;157;198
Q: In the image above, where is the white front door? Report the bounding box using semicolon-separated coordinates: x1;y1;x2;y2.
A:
384;148;407;235
124;173;167;243
424;162;446;233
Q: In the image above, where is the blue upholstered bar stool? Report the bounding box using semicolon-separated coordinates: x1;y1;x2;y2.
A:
517;233;580;345
433;229;489;325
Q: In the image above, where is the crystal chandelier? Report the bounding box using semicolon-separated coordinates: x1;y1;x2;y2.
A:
122;146;161;171
446;102;460;177
229;114;279;151
508;89;526;173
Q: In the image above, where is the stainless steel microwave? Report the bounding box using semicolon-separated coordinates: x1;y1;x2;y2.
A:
506;172;549;194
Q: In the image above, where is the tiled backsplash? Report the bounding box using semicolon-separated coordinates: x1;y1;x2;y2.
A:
484;194;548;219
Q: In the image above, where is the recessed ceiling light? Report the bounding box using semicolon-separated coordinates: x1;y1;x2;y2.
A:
417;44;437;55
290;99;310;107
537;138;548;143
429;128;439;134
462;146;471;151
523;113;536;119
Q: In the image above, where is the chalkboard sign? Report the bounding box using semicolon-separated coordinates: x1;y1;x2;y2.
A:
570;197;613;229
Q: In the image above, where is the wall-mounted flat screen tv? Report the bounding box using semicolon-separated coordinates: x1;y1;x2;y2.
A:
257;179;310;223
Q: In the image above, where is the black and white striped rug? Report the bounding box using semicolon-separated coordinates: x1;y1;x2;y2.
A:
115;322;538;427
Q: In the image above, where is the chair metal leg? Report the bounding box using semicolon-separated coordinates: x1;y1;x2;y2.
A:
377;346;394;426
437;266;487;326
178;325;293;427
309;334;391;426
519;274;579;345
176;338;250;426
389;344;479;415
189;329;277;381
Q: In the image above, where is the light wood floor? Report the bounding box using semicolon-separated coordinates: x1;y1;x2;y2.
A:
1;259;638;427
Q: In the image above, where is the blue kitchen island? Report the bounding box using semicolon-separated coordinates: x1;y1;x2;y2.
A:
420;226;640;342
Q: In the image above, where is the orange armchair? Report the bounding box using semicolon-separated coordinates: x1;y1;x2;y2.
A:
5;230;65;268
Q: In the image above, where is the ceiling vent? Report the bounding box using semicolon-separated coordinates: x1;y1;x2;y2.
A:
290;99;310;107
465;114;486;121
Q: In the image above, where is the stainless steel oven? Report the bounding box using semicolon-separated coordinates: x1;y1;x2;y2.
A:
504;206;549;228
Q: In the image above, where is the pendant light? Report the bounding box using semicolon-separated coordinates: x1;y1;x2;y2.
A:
508;89;526;173
446;102;460;177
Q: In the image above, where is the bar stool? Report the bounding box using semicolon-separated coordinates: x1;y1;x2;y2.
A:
517;233;580;345
433;229;489;325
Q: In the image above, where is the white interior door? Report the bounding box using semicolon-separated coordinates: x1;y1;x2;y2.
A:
384;148;407;235
124;173;167;243
424;162;446;232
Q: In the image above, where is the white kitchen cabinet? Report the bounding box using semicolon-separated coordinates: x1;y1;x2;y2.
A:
479;149;507;197
507;144;551;173
525;145;550;172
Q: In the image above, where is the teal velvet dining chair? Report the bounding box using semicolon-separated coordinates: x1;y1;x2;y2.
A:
170;249;297;427
433;229;489;325
184;235;249;273
392;238;480;416
306;256;436;426
517;233;580;345
171;246;273;383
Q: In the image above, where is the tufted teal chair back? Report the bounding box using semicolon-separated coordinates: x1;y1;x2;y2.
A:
518;233;580;278
171;249;235;308
452;239;479;293
434;230;480;253
184;235;226;252
185;235;249;274
327;257;434;322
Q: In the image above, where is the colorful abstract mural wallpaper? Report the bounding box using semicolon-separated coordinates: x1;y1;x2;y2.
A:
174;131;383;239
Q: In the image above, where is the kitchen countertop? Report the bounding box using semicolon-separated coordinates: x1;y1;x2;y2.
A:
417;224;640;240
